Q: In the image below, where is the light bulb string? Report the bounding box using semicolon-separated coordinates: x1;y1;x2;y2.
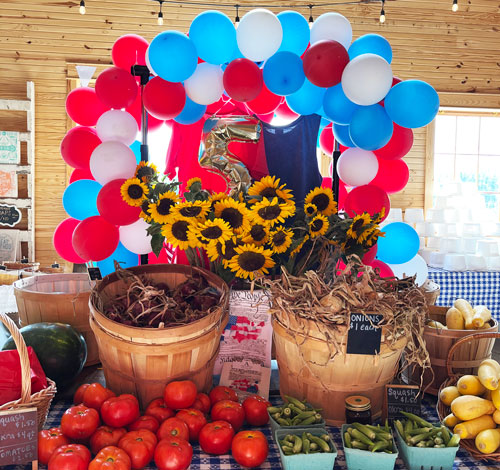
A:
148;0;382;9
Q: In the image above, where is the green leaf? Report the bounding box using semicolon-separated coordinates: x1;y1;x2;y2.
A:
151;233;165;257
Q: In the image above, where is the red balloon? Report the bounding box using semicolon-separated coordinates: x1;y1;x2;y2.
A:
370;158;410;194
246;83;282;115
339;144;350;154
274;100;299;121
69;168;94;183
338;181;348;208
97;179;141;226
369;259;394;278
72;216;120;262
302;40;349;88
256;111;275;123
321;177;333;188
319;124;335;155
143;77;186;120
374;124;414;161
65;87;108;127
126;90;165;132
95;67;138;109
60;127;101;169
53;218;88;263
223;59;263;102
362;244;378;265
344;184;390;221
112;34;149;71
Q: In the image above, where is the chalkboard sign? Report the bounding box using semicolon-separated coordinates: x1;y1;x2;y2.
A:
21;258;28;264
0;204;22;228
384;384;421;420
0;264;6;271
88;266;103;281
347;313;382;355
51;263;60;268
0;408;37;467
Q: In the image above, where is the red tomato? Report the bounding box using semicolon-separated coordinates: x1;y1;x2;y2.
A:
242;395;271;426
163;380;197;410
38;428;71;465
198;421;235;455
60;404;100;440
48;444;91;470
157;417;190;442
118;429;157;470
175;408;207;441
101;394;140;428
145;397;175;423
83;383;116;411
211;399;245;431
192;392;211;414
128;415;160;433
209;385;238;405
90;426;128;455
89;445;131;470
74;383;90;404
231;430;269;468
154;438;193;470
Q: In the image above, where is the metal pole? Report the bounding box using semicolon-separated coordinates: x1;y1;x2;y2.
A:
332;140;341;203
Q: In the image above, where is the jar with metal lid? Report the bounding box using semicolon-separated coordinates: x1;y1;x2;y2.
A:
345;395;372;424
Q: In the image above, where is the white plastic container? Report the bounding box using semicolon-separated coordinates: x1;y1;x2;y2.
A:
466;255;487;271
427;237;441;250
415;222;432;237
444;224;460;237
419;237;426;249
486;256;500;271
443;254;466;271
462;238;479;254
429;251;446;268
462;223;482;237
476;239;499;257
404;208;425;224
440;237;461;253
388;208;403;222
426;209;446;223
433;196;448;210
418;249;433;264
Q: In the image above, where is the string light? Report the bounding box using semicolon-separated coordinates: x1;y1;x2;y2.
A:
379;0;385;23
308;4;314;27
235;4;240;25
79;0;86;15
158;0;164;25
452;0;458;12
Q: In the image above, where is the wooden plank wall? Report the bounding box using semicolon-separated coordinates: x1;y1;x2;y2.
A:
0;0;499;266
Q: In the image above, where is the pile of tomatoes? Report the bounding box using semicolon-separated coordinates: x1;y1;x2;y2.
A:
39;380;271;470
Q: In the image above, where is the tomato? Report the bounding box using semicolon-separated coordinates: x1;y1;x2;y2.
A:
163;380;197;410
211;399;245;431
118;429;157;470
74;383;90;404
101;394;140;428
209;385;238;405
198;421;235;455
83;383;116;411
242;395;271;426
157;417;190;442
154;438;193;470
192;392;211;414
175;408;207;441
90;426;128;455
48;444;91;470
145;397;175;423
38;428;71;465
231;430;269;468
60;404;100;440
128;415;160;433
89;446;131;470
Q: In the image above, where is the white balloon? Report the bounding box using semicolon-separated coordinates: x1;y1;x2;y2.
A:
185;63;224;105
236;9;283;62
119;218;152;255
388;254;429;286
90;141;137;185
145;46;157;76
336;148;379;187
310;12;352;49
341;53;393;106
96;110;138;146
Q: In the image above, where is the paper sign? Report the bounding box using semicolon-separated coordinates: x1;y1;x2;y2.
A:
220;360;271;400
0;230;19;262
0;131;20;164
0;170;17;197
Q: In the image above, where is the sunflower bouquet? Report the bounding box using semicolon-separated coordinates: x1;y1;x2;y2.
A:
121;162;384;284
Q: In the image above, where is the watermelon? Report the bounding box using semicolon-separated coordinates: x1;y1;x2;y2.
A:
2;322;87;389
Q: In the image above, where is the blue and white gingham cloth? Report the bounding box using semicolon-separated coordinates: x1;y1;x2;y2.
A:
428;268;500;322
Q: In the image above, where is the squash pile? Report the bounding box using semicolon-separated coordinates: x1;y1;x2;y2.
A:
429;299;493;330
440;358;500;454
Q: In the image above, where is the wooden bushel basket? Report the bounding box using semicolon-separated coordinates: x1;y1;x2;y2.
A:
89;264;229;410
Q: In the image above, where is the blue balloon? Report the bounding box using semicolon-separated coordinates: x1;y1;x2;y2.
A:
130;140;141;164
286;79;326;116
376;222;420;264
323;84;360;125
97;242;139;277
332;123;355;148
174;96;206;125
349;105;393;150
263;51;305;96
148;31;197;83
189;11;236;65
277;11;310;56
348;34;393;63
62;179;101;220
384;80;440;129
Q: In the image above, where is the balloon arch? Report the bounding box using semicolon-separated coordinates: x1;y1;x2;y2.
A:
55;8;438;282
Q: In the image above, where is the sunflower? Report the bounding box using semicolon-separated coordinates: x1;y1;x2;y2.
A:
250;197;295;227
228;244;275;280
186;177;202;191
214;199;251;234
242;223;269;246
161;216;197;250
304;203;317;217
171;200;210;221
268;227;293;254
248;175;294;204
189;218;233;245
135;161;157;183
346;213;372;241
121;178;149;206
140;199;153;222
366;228;384;247
290;235;310;257
309;214;329;238
209;192;228;210
148;191;179;224
373;207;386;224
206;236;244;267
304;187;337;216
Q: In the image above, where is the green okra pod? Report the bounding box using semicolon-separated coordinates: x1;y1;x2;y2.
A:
284;395;307;410
447;434;460;448
344;432;352;449
307;434;331;452
351;429;374;447
351;440;369;450
302;432;310;454
292;435;303;454
401;411;434;429
352;422;377;441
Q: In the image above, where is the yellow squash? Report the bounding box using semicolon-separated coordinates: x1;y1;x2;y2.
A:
450;395;496;421
457;375;486;396
453;299;475;329
453;414;496;439
492;388;500;410
440;386;461;406
483;389;493;401
478;359;500;391
472;306;492;329
475;428;500;454
493;409;500;425
446;307;465;329
443;413;461;428
428;320;447;329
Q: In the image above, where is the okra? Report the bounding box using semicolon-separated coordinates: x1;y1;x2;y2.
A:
276;417;290;426
351;440;369;450
434;437;443;445
293;410;316;420
351;429;374;447
302;432;310;454
409;428;440;446
309;442;318;451
374;431;393;441
447;434;460;448
299;415;317;425
307;434;331;452
401;411;434;429
352;422;377;441
344;432;352;449
370;440;389;453
394;420;406;440
267;406;282;414
440;425;451;445
434;444;446;448
404;419;414;434
406;427;432;436
320;434;330;442
284;395;307;410
282;407;292;417
292;435;303;454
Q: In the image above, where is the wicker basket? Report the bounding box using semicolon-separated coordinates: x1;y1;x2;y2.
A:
437;331;500;462
0;312;57;431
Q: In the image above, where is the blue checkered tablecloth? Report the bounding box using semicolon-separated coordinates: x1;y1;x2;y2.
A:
428;268;500;322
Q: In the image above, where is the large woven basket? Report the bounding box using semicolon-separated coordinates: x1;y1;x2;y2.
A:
437;331;500;462
0;312;57;431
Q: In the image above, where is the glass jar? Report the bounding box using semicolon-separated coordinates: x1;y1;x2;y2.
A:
345;395;372;424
